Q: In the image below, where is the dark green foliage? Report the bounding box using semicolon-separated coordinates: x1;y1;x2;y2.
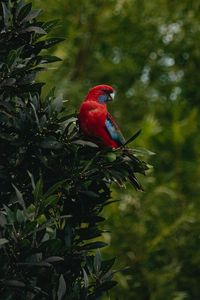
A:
23;0;200;299
0;1;148;299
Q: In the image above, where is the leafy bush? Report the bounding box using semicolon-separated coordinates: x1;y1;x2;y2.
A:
0;1;148;299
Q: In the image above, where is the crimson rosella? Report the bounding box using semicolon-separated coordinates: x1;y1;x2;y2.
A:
78;84;143;190
78;84;125;148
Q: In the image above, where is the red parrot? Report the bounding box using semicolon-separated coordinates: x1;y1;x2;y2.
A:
78;84;125;148
78;84;143;190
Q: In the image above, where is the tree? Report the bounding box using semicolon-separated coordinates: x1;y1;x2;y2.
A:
31;1;200;299
0;1;147;299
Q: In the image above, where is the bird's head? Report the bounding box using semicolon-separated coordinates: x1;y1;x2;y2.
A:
85;84;115;103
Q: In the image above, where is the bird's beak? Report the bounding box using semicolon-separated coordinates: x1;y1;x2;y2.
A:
108;92;115;101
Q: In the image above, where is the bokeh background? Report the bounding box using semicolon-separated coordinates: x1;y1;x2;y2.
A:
33;1;200;299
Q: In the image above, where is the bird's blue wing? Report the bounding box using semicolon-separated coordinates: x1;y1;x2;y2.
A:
105;113;125;146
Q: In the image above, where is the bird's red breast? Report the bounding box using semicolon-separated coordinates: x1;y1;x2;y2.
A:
78;84;121;148
78;100;119;148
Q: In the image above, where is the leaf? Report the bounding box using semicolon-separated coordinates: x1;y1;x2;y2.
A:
4;280;26;288
33;178;43;201
22;26;47;35
123;129;142;146
78;227;102;240
16;209;25;223
40;55;62;64
2;2;10;28
15;0;25;17
131;148;156;156
72;140;98;148
43;180;67;198
42;19;59;32
40;238;62;253
43;195;59;208
62;116;78;132
0;214;7;227
17;3;32;23
40;137;63;150
1;78;16;87
12;184;26;209
80;190;100;198
101;258;116;276
45;256;64;263
94;250;102;274
82;268;89;288
6;50;17;68
0;238;9;247
3;205;15;224
30;103;40;129
80;241;108;250
44;38;65;48
27;170;36;190
22;9;42;22
57;274;66;300
51;96;63;113
23;220;37;235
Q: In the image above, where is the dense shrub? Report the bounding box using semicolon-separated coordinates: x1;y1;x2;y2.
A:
0;1;148;299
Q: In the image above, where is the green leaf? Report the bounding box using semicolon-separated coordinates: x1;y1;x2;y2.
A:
22;9;42;22
94;249;102;274
43;180;67;198
44;38;65;48
45;256;64;263
4;280;26;288
78;227;102;240
17;3;32;23
33;178;43;201
123;129;142;146
42;19;59;32
16;209;25;223
27;170;36;190
40;238;62;253
72;140;98;148
40;137;63;150
12;184;26;209
82;268;89;288
101;258;116;276
22;26;47;34
40;55;62;64
51;96;63;113
15;0;25;17
3;205;15;224
80;241;108;250
0;238;9;247
0;213;7;227
131;147;156;156
80;190;100;198
57;274;66;300
6;50;17;68
2;2;10;28
23;220;37;235
43;195;59;208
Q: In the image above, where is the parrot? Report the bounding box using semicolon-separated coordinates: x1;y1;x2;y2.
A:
78;84;125;148
78;84;143;190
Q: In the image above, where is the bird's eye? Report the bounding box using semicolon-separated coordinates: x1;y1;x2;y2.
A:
101;89;111;94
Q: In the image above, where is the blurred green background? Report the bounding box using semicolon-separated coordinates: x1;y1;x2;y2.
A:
33;1;200;299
